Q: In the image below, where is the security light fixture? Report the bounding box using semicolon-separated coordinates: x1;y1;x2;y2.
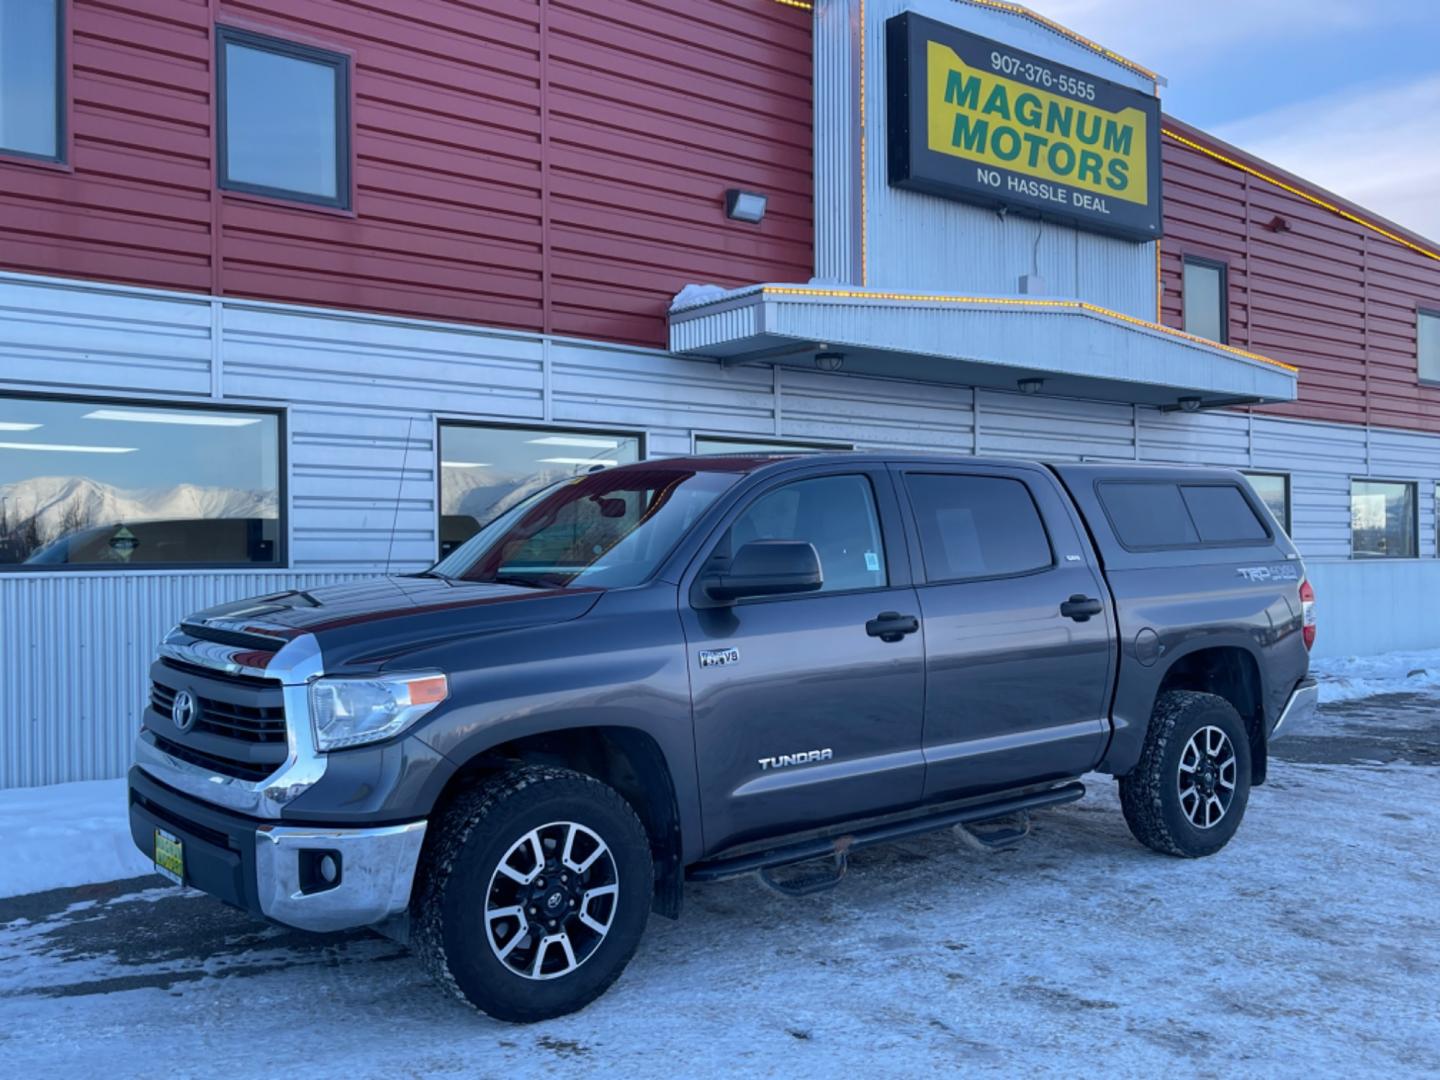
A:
1179;396;1202;412
1017;377;1045;395
815;351;845;372
724;189;767;224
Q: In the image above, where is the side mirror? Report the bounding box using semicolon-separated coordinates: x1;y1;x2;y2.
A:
704;540;823;604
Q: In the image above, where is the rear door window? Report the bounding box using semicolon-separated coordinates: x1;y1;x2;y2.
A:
904;474;1053;581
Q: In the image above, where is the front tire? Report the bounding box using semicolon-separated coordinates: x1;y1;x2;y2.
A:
1119;691;1252;858
414;765;653;1022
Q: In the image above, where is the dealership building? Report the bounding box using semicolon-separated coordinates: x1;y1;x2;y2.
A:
1;0;1438;788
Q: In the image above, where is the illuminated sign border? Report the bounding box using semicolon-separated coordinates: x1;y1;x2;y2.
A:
885;12;1163;243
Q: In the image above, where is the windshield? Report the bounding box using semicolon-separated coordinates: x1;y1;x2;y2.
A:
431;467;738;589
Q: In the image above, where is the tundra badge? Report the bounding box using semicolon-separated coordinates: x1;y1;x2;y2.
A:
758;748;834;771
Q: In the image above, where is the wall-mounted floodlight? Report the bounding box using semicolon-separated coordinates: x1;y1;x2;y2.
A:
724;189;768;224
1017;377;1045;395
815;351;845;372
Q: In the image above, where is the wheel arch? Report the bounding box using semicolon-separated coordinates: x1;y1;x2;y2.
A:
1153;644;1269;785
429;724;685;919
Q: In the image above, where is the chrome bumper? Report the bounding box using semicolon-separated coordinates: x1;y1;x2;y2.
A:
1272;677;1319;737
254;821;427;933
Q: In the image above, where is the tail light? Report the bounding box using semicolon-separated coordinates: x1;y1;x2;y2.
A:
1299;579;1316;650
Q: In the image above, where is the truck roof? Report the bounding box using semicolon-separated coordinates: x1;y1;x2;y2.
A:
622;452;1247;484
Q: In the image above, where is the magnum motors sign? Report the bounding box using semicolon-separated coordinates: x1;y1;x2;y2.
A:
886;12;1162;241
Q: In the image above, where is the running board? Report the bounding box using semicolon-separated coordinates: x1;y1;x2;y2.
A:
687;781;1086;884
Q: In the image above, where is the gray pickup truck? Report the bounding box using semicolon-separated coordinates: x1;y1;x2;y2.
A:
129;453;1318;1021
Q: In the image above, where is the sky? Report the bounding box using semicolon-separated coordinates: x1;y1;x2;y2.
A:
1027;0;1440;241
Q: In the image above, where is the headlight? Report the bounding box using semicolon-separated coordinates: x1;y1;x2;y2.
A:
309;672;449;751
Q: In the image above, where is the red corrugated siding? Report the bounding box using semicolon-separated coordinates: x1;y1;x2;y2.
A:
1160;119;1440;434
0;0;812;348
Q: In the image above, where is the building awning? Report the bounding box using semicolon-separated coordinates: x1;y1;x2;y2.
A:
668;285;1298;408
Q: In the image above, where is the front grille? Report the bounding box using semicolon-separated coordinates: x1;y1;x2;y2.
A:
151;682;287;745
148;658;290;783
152;733;278;783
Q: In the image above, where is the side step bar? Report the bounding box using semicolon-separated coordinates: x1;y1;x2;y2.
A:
687;780;1086;883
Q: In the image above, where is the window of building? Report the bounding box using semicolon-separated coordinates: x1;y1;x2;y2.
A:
904;474;1052;581
1182;257;1228;344
437;424;643;558
728;475;885;594
1419;309;1440;385
1242;472;1290;534
694;436;851;455
0;0;63;162
217;27;349;208
1351;479;1417;559
0;396;282;569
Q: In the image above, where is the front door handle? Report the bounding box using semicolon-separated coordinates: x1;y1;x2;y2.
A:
1060;595;1103;622
866;611;919;643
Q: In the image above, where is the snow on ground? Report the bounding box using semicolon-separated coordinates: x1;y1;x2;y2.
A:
1311;648;1440;703
0;663;1437;1075
0;778;148;899
1;752;1438;1077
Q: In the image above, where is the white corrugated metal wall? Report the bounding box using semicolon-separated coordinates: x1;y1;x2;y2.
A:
2;271;1437;787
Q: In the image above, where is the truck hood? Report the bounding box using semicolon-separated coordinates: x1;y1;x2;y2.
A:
177;576;603;674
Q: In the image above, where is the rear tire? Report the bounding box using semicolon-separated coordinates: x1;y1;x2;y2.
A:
413;765;653;1022
1119;690;1252;858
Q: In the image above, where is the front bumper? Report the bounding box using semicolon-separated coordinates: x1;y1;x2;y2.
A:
1271;677;1319;738
128;767;426;933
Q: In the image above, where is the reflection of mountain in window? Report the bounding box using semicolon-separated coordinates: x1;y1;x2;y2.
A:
0;396;281;567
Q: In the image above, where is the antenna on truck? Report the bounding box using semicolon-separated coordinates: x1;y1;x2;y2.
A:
384;415;417;577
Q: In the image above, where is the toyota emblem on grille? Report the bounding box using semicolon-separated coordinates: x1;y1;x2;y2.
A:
171;689;198;733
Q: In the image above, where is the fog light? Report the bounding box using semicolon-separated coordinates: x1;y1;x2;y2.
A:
299;849;343;894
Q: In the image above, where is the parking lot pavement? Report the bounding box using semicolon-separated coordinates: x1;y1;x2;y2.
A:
2;695;1438;1079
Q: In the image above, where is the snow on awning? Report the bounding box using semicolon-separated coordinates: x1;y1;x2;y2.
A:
667;284;1298;409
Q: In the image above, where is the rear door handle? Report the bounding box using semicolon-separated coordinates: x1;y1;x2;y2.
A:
866;611;919;643
1060;595;1103;622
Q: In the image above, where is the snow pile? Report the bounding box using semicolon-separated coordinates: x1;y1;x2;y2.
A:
0;779;150;899
668;283;731;310
1310;648;1440;703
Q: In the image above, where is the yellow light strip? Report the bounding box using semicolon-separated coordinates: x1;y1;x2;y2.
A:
1162;128;1440;264
960;0;1159;81
758;285;1299;372
768;0;813;9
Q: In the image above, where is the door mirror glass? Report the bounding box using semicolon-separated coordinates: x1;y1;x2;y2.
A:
705;540;822;603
